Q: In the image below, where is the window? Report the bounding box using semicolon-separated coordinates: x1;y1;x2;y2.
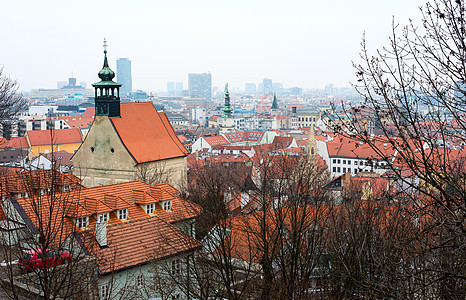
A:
117;209;128;220
332;167;336;172
171;258;181;275
76;216;89;229
337;159;341;164
171;295;180;300
100;283;108;299
343;168;346;173
354;161;357;165
137;274;144;287
162;200;172;211
337;167;341;172
146;203;155;214
98;213;109;223
343;160;346;164
332;159;336;164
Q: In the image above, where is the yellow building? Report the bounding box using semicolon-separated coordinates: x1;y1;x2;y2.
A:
26;128;83;157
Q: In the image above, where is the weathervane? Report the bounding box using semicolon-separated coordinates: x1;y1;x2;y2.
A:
103;38;108;53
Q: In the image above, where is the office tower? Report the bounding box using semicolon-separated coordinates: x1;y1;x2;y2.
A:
245;83;256;95
80;81;87;89
188;73;212;100
263;78;273;95
175;82;183;95
117;58;132;97
167;82;175;95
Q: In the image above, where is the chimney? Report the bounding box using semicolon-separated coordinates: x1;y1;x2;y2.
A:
95;220;107;248
292;106;297;115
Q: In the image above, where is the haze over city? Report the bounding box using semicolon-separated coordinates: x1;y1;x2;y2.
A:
1;0;423;92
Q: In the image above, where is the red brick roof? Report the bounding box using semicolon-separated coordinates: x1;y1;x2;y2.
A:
111;102;188;163
27;128;83;146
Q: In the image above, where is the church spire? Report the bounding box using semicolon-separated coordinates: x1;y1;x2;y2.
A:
271;94;279;109
92;39;122;117
222;83;233;118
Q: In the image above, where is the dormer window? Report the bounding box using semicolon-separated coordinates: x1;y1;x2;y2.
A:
40;188;51;195
62;184;71;192
117;209;128;220
15;192;28;198
98;212;109;223
162;200;172;211
145;203;155;214
76;216;89;229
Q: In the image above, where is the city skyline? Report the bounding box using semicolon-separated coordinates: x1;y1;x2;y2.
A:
1;0;423;93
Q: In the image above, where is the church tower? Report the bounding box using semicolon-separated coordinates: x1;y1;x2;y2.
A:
92;39;122;118
220;83;234;133
271;94;279;116
306;121;317;163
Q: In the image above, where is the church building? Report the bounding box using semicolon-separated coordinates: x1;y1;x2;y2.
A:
72;41;188;189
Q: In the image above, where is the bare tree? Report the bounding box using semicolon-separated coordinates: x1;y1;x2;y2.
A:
326;0;466;297
0;66;27;139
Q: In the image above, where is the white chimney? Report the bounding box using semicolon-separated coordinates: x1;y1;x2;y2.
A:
95;221;107;247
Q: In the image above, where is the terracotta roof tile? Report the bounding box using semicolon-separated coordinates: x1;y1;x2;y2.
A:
93;217;201;274
0;137;29;149
110;102;188;163
27;128;83;146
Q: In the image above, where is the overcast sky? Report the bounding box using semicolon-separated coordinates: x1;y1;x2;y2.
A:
0;0;424;93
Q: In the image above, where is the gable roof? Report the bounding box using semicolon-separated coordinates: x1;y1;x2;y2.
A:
110;102;189;163
93;216;201;274
27;129;83;146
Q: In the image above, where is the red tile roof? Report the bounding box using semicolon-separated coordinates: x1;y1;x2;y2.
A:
223;131;264;144
204;135;229;147
59;116;94;129
327;134;397;160
81;107;95;118
0;137;29;150
111;102;189;163
27;128;83;146
93;216;201;274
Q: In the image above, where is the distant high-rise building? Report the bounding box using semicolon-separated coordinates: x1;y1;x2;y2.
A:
175;82;183;94
80;81;87;89
117;58;132;97
263;78;273;95
245;83;256;95
188;73;211;101
167;82;175;95
167;82;184;96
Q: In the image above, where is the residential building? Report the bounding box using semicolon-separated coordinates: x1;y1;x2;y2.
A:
26;128;83;157
188;73;211;101
116;58;132;97
0;170;201;299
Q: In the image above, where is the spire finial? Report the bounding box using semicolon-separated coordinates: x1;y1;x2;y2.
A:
103;38;108;53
